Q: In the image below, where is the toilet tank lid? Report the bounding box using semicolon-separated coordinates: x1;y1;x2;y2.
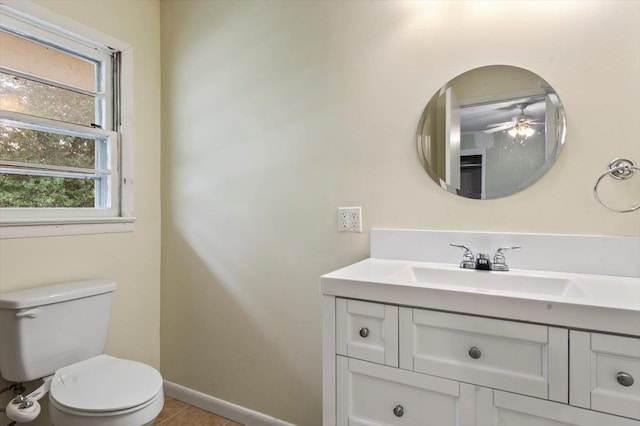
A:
0;280;116;309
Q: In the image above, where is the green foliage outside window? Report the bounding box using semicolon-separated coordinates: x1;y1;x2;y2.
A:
0;174;94;207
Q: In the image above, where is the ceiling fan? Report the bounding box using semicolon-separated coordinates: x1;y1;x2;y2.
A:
484;103;543;137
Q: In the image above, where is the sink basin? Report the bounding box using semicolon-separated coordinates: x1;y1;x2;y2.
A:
389;265;584;297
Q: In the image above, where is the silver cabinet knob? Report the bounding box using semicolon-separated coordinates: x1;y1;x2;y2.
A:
393;405;404;417
359;327;369;338
617;372;634;387
468;347;481;359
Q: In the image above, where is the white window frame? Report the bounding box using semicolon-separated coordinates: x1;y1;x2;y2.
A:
0;0;134;239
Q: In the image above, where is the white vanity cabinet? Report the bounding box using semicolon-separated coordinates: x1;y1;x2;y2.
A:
324;296;640;426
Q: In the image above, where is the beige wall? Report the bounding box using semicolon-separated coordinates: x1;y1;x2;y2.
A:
161;1;639;425
0;1;161;423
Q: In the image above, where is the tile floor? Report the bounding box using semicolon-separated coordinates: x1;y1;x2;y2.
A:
154;396;244;426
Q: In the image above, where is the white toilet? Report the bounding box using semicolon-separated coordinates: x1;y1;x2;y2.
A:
0;280;164;425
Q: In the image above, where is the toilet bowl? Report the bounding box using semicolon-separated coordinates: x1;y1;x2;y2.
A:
0;280;164;425
47;355;164;426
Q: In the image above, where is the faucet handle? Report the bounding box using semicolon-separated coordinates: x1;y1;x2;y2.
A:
450;243;475;268
493;246;521;265
450;243;474;259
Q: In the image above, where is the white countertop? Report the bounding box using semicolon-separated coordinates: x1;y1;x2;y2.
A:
321;258;640;336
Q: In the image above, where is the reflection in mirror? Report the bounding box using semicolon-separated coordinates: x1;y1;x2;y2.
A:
417;65;566;200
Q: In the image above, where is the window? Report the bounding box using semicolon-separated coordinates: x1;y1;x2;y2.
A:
0;3;133;237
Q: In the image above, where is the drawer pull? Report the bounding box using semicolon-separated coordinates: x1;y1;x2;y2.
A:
616;372;634;387
393;405;404;417
359;327;369;338
468;346;482;359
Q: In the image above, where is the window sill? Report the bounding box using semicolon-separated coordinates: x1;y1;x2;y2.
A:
0;217;136;239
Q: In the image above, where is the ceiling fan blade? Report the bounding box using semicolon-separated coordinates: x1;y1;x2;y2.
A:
486;121;513;128
484;123;513;133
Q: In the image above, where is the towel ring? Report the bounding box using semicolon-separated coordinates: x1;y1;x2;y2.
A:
593;158;640;213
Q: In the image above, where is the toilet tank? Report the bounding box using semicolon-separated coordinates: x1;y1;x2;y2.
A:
0;280;116;382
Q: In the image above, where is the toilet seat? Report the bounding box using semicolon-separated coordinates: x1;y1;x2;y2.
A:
50;354;163;413
49;389;164;426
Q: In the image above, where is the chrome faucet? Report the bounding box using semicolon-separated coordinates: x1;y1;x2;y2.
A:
475;253;492;270
451;244;521;271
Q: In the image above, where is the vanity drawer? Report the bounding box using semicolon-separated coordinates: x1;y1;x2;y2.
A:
336;298;398;367
477;389;640;426
337;356;475;426
570;331;640;420
400;308;568;401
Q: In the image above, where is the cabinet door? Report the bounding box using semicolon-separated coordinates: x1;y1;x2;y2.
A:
570;330;640;420
400;308;568;401
337;356;475;426
337;299;398;367
476;388;640;426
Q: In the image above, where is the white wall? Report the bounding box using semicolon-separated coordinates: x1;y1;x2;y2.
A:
0;1;161;423
160;1;639;424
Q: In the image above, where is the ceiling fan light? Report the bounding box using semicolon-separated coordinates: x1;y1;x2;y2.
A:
519;125;535;137
508;123;535;138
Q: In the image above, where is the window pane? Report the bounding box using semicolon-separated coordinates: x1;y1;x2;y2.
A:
0;31;96;92
0;72;97;127
0;124;98;169
0;174;95;207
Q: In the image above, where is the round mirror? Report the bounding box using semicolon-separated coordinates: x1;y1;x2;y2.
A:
417;65;566;200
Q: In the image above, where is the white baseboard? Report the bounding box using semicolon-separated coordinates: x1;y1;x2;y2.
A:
163;381;295;426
